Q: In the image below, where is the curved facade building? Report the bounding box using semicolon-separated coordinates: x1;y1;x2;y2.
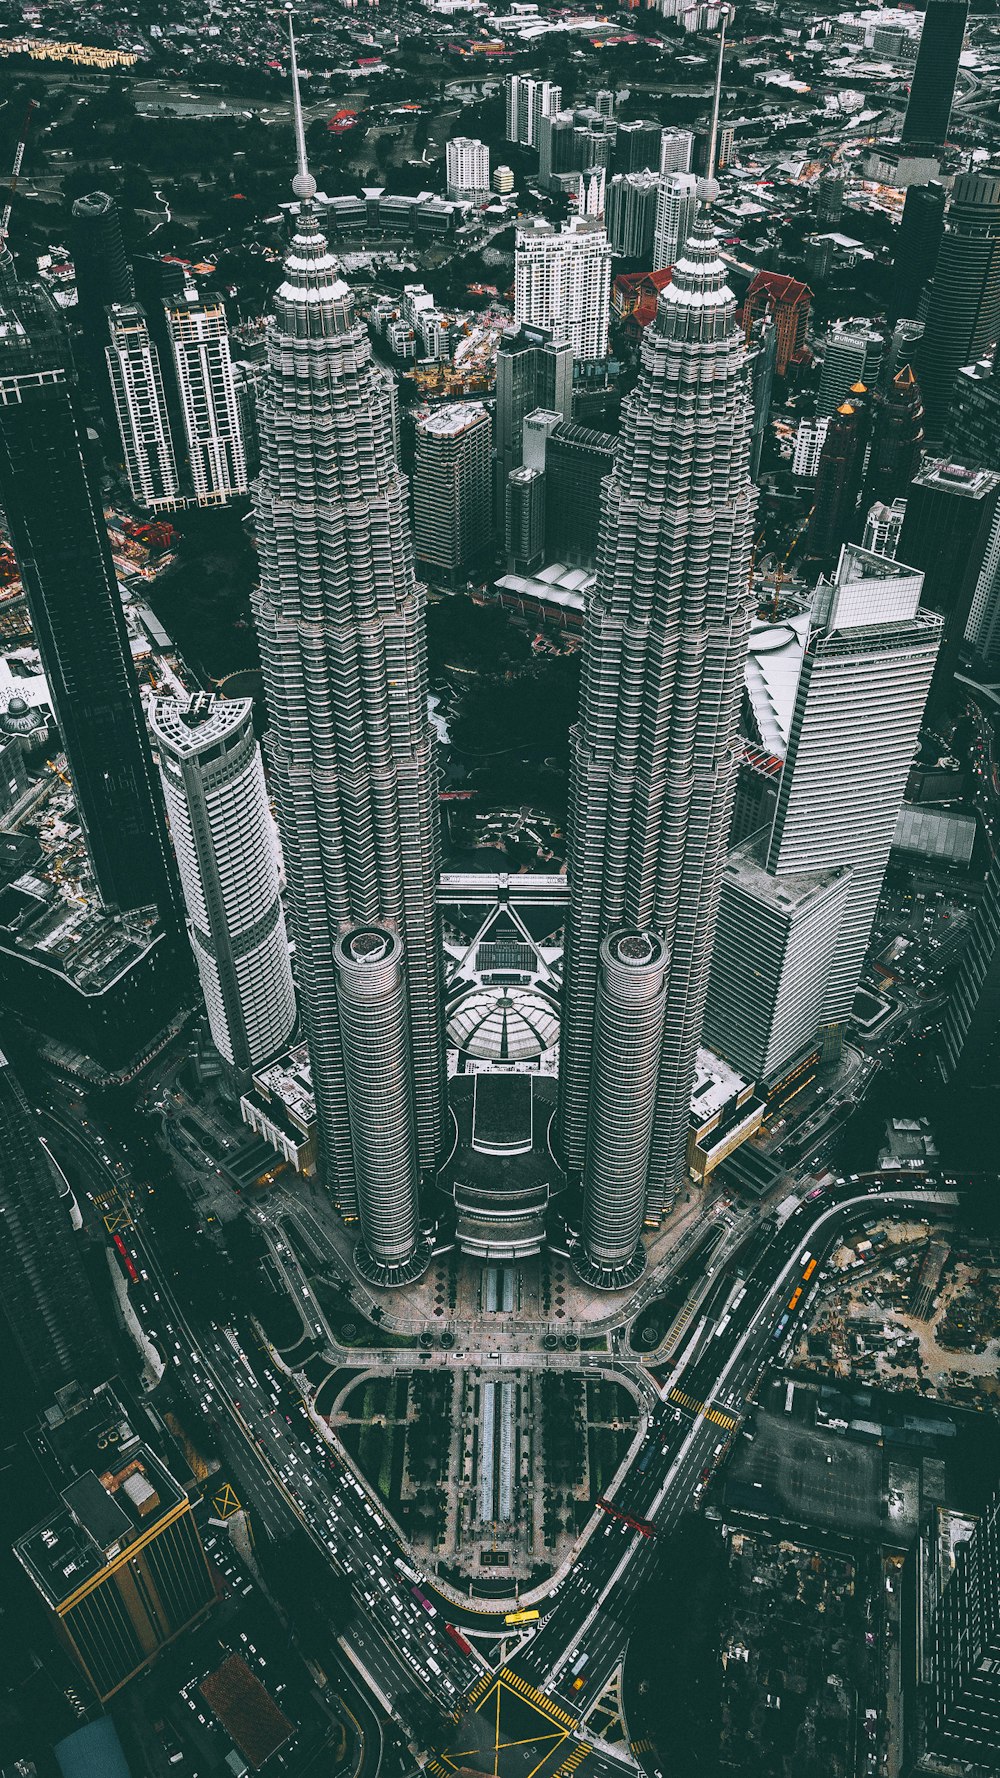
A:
577;930;667;1289
149;694;295;1071
334;925;428;1284
559;219;757;1243
251;46;446;1273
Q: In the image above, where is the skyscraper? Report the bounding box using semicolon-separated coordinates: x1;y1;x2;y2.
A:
544;421;615;567
908;1495;1000;1772
917;169;1000;441
605;171;660;261
659;128;694;175
741;271;811;376
69;191;134;374
412;402;491;587
149;694;296;1072
0;288;179;921
947;348;1000;471
251;25;445;1282
897;457;1000;699
900;0;968;149
890;182;946;323
613;120;665;175
506;76;562;148
862;364;925;509
105;302;181;511
756;546;939;1031
939;865;1000;1080
494;323;573;498
817;323;882;415
514;216;611;362
14;1384;217;1702
806;397;870;559
560;218;758;1285
815;173;845;230
165;284;247;505
505;465;546;572
863;497;907;557
651;171;698;271
0;1049;109;1398
445;137;489;202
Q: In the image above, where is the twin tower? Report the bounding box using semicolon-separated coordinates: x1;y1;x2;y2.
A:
254;128;756;1287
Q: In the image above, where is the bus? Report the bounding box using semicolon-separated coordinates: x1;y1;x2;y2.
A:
445;1623;473;1656
505;1609;540;1627
802;1256;818;1282
787;1285;803;1313
411;1586;437;1617
111;1233;138;1283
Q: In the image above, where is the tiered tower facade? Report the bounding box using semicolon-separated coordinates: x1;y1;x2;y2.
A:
560;219;758;1284
251;53;445;1282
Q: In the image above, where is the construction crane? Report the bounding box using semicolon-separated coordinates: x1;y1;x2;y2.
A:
1;99;38;236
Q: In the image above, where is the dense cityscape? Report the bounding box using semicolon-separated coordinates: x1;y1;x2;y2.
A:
0;0;999;1774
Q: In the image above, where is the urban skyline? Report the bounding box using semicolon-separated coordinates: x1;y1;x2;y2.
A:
0;2;999;1774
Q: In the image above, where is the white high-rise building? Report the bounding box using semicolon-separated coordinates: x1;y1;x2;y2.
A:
165;284;247;506
515;216;611;361
560;218;759;1285
149;694;296;1072
446;136;489;201
792;415;830;478
863;496;907;557
505;75;562;148
412;401;492;585
578;165;606;219
105;302;181;512
705;546;941;1084
652;171;698;270
659;127;694;175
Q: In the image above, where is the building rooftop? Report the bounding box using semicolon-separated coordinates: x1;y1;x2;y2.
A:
892;802;976;867
723;828;852;914
149;692;251;758
417;400;488;437
691;1045;750;1125
248;1043;316;1133
14;1385;187;1609
744;608;810;755
199;1654;294;1769
911;458;1000;500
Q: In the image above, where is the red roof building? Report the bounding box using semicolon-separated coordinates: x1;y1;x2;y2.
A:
612;268;673;339
741;270;811;375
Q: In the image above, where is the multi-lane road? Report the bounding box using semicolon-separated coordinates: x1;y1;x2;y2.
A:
48;1096;965;1777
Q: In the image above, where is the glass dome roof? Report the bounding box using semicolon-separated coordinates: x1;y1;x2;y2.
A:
447;984;559;1062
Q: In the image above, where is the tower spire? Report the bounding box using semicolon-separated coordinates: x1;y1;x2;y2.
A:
286;7;316;202
699;2;730;209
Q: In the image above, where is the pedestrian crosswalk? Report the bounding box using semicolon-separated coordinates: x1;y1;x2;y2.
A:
667;1388;739;1431
552;1743;591;1776
631;1737;653;1755
500;1668;577;1730
467;1672;494;1709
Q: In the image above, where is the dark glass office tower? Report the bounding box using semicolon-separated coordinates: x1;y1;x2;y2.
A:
0;288;179;919
890;182;946;323
862;365;925;510
0;1049;109;1397
70;191;133;343
917;169;1000;441
900;0;968;148
806;396;870;560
